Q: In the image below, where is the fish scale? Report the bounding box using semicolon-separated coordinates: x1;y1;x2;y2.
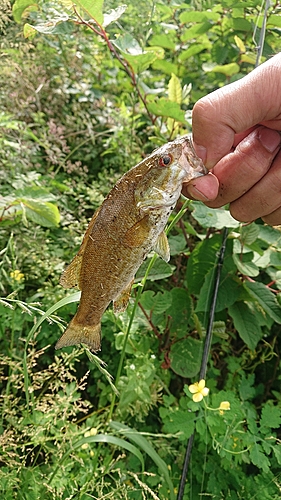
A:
56;135;207;351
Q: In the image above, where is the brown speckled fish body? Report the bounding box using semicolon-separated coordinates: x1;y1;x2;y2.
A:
56;136;207;351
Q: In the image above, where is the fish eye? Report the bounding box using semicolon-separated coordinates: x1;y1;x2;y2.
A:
159;154;173;167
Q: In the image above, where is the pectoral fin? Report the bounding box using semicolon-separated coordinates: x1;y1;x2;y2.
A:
113;279;134;314
122;216;150;248
153;231;170;262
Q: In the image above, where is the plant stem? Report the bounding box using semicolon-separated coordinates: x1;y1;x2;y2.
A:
107;199;191;421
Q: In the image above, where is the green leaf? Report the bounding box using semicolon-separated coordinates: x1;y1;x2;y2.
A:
249;443;270;473
228;301;263;350
196;271;242;313
240;222;260;246
179;42;211;62
246;281;281;324
186;234;222;295
268;14;281;28
12;0;38;23
191;202;240;229
202;62;240;76
170;337;202;378
168;73;182;104
160;406;195;441
149;34;176;50
181;22;212;42
260;402;281;431
21;199;60;227
147;98;185;122
140;290;173;316
166;288;193;334
231;17;252;32
180;10;220;23
233;253;260;277
111;35;158;73
75;0;104;24
136;258;174;281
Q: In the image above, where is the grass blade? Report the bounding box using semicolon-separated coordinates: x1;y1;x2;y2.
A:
110;421;175;500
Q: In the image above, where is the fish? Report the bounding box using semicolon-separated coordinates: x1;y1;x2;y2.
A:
55;135;207;351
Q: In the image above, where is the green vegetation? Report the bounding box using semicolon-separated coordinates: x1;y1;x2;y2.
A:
1;1;281;498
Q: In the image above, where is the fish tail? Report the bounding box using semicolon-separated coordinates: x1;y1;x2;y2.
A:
55;320;101;351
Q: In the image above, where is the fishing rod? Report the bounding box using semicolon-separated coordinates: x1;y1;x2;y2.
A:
176;1;271;497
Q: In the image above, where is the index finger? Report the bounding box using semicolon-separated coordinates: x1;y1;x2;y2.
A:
192;53;281;169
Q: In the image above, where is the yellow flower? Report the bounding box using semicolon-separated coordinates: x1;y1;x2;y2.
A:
219;401;231;415
10;269;24;282
189;379;209;402
84;427;98;438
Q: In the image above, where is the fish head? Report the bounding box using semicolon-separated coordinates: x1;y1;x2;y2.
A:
135;135;208;211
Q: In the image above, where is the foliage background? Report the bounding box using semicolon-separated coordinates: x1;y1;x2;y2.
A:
1;0;281;498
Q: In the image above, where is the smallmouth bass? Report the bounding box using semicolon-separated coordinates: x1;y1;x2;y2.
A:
56;136;207;351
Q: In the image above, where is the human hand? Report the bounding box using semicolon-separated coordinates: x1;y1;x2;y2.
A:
183;53;281;225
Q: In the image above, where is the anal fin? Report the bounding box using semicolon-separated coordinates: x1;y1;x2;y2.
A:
113;279;134;314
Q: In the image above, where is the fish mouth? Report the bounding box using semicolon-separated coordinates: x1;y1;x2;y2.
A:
180;140;208;180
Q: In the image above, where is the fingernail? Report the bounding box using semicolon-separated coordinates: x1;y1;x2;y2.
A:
193;142;207;163
258;128;281;153
186;184;210;202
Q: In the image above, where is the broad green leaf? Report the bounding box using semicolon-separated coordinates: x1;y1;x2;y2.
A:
110;421;175;500
181;22;212;42
111;34;158;73
268;14;281;28
260;402;281;431
192;202;240;229
166;288;193;334
233;253;259;277
186;234;222;295
168;73;182;104
75;0;104;24
111;33;143;55
147;98;185;122
152;59;179;75
136;257;174;281
27;20;73;35
21;199;60;227
246;281;281;324
231;17;252;31
202;62;240;76
140;290;172;316
103;5;127;27
149;34;176;50
228;301;263;350
180;10;220;23
168;233;188;256
12;0;38;23
196;271;242;313
258;225;281;246
240;222;260;246
179;42;211;62
170;337;202;378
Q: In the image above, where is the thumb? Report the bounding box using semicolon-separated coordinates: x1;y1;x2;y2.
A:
192;53;281;169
